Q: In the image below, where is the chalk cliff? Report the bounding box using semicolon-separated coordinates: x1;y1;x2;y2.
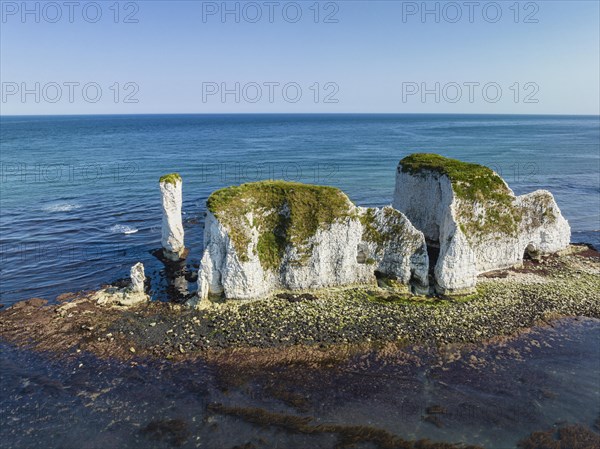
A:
393;154;571;294
189;181;428;306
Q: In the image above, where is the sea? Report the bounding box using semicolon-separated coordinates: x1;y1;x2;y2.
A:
1;114;599;448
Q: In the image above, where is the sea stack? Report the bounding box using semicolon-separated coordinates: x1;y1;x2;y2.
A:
189;181;428;306
159;173;186;261
130;262;145;293
393;153;571;294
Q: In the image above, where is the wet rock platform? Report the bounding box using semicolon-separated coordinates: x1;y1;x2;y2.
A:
1;245;598;364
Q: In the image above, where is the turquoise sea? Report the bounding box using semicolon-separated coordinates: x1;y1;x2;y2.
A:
1;114;599;305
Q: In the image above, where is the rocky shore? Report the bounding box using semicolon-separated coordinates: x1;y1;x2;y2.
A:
1;244;598;363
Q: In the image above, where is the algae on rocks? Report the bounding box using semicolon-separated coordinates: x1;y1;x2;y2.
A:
191;180;429;305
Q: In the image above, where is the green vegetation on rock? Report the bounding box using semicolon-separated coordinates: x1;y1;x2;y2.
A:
400;153;522;238
159;173;182;185
400;153;510;203
207;181;354;270
360;207;417;250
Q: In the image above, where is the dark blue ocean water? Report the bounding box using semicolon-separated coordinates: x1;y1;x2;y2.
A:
1;114;599;305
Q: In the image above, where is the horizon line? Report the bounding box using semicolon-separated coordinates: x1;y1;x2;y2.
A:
2;112;600;118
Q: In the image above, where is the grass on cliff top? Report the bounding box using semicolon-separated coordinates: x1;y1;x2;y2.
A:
400;153;511;203
207;180;354;271
400;153;522;237
159;173;182;185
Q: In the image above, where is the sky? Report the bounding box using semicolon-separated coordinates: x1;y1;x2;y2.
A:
1;0;599;115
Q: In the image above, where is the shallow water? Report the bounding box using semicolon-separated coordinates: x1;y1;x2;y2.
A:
1;114;599;305
1;318;598;449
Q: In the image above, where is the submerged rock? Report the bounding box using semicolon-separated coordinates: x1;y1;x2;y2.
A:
393;154;570;294
189;181;428;305
160;173;186;261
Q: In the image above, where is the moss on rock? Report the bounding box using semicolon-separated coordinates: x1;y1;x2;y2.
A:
360;207;417;251
207;181;354;270
159;173;182;185
400;153;522;238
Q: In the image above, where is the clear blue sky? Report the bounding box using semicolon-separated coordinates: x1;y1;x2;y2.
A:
1;1;599;114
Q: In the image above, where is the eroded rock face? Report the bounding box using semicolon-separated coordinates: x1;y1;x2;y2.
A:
160;174;185;261
189;181;428;305
130;262;145;293
393;154;571;294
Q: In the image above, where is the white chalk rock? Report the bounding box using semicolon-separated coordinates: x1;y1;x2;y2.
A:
188;181;428;306
94;262;149;307
130;262;145;293
159;174;185;260
94;286;148;308
393;154;571;294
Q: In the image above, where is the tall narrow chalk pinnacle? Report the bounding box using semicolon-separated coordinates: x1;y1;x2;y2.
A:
159;173;186;261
